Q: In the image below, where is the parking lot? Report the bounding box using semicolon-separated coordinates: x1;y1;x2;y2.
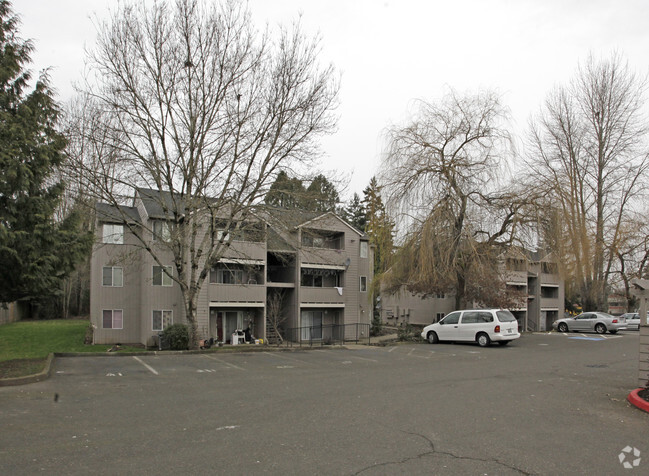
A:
1;332;648;475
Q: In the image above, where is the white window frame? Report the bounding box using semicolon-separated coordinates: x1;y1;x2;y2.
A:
102;266;123;287
152;310;173;331
360;241;368;258
153;220;171;242
153;265;173;286
102;309;123;329
102;224;124;244
360;276;367;292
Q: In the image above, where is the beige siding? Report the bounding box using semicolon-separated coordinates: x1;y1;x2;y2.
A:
91;230;143;345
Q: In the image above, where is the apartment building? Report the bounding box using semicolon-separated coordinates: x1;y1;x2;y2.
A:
380;249;564;331
90;188;373;346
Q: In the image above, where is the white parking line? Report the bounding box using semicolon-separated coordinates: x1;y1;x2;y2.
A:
203;354;246;371
133;356;158;375
263;351;314;365
314;349;378;362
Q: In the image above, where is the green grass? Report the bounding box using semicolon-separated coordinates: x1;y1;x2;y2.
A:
0;319;144;379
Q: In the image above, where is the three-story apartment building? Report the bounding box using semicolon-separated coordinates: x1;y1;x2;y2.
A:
91;188;373;346
380;248;564;331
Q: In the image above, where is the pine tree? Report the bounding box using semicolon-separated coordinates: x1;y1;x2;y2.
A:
0;1;92;307
342;192;366;231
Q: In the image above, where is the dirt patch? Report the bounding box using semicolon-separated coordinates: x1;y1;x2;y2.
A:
639;388;649;403
0;358;48;379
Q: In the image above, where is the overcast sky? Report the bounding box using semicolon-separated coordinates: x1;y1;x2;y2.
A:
18;0;649;200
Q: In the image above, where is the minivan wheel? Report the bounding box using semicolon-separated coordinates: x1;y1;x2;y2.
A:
476;333;491;347
558;322;568;333
595;323;607;334
427;331;439;344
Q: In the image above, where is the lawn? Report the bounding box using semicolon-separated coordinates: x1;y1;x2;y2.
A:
0;319;144;379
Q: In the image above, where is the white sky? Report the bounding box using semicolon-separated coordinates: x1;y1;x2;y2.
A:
18;0;649;200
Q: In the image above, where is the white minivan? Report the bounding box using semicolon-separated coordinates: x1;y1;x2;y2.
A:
421;309;520;347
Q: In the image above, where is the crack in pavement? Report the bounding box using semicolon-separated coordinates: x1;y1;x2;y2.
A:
352;430;534;475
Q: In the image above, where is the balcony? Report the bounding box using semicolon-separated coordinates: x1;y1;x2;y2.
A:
300;287;345;304
208;283;265;303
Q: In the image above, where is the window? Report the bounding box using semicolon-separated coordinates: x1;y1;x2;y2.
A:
301;231;343;250
301;274;324;287
102;224;123;244
360;276;367;292
152;310;173;331
210;267;244;284
436;293;445;299
102;267;123;287
153;266;173;286
435;312;445;322
462;311;493;324
102;310;123;329
153;221;171;242
360;241;368;258
441;311;460;325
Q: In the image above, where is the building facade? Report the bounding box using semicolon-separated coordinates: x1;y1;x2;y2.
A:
90;188;373;346
380;249;564;332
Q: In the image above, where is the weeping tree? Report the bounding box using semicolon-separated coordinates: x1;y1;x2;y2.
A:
525;53;649;311
72;0;338;348
380;89;528;309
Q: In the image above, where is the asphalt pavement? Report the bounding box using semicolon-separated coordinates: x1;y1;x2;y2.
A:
0;332;647;475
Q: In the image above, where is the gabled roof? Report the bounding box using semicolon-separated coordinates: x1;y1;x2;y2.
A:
297;211;366;238
96;202;141;224
135;188;186;219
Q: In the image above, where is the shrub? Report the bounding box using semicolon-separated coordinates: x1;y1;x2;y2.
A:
370;310;383;336
162;323;189;350
397;322;422;342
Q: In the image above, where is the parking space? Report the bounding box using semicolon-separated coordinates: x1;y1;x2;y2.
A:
2;332;646;475
50;331;640;381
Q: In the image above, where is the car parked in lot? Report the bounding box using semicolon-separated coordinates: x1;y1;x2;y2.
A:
421;309;520;347
620;312;647;330
552;312;626;334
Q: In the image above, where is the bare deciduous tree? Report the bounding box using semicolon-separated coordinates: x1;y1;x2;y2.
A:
379;89;527;308
266;289;286;344
75;0;338;348
525;53;649;311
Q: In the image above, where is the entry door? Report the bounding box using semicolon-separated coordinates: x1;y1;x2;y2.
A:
225;311;242;341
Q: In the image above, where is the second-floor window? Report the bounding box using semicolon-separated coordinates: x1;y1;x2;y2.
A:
360;241;368;258
102;224;123;244
153;265;173;286
102;267;123;287
360;276;367;292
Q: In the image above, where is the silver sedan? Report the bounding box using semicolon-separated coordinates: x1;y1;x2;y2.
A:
552;312;626;334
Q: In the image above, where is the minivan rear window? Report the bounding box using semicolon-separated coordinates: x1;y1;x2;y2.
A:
496;310;516;322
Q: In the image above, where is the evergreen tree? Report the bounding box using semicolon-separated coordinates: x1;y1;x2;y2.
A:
304;174;339;212
265;170;306;209
0;1;92;306
363;177;394;276
343;192;366;231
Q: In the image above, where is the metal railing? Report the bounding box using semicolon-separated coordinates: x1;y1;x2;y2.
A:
283;323;371;347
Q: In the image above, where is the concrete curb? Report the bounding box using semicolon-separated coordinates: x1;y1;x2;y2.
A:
627;388;649;413
0;353;54;387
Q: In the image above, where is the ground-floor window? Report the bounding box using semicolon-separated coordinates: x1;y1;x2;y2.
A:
152;310;173;331
102;310;123;329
